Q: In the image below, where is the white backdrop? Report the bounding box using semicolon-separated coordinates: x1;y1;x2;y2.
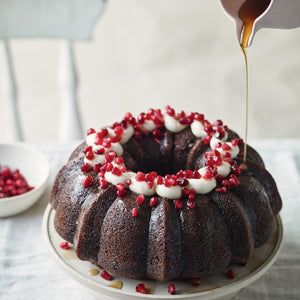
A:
0;0;300;141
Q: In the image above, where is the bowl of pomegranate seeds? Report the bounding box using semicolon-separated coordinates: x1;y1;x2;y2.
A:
0;143;50;217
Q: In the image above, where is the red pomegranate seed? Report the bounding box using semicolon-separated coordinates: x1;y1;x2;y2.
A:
203;171;214;180
82;175;93;187
85;151;94;160
83;146;92;154
183;170;193;179
102;140;111;148
203;135;211;145
174;199;182;209
95;148;105;155
81;163;91;172
117;189;127;198
99;178;108;189
193;171;201;179
136;195;145;205
227;269;235;279
115;157;124;165
149;197;158;207
157;176;164;185
112;167;122;176
165;105;175;117
94;136;103;146
222;143;231;151
216;187;227;193
132;207;138;217
190;278;201;286
94;164;102;173
116;183;124;192
106;163;113;172
231;164;241;175
187;200;195;209
114;125;124;135
194;113;204;122
136;172;146;182
177;178;189;187
168;283;176;295
59;241;70;250
213;119;223;127
222;179;231;187
100;270;112;281
136;283;147;294
87;128;96;135
125;179;132;186
188;189;195;200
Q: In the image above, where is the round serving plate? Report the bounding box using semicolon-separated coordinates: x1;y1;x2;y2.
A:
43;204;283;300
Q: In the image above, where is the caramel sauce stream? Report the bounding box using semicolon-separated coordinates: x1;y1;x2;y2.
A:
238;0;271;163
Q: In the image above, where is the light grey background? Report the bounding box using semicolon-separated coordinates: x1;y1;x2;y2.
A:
0;0;299;141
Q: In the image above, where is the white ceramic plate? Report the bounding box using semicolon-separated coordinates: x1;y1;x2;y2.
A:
0;143;50;217
43;204;283;300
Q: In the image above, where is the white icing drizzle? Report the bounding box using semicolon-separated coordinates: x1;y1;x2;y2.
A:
188;177;216;194
105;171;135;185
120;125;134;144
156;184;182;199
83;108;243;198
141;120;156;132
129;177;156;196
191;120;206;138
164;114;187;133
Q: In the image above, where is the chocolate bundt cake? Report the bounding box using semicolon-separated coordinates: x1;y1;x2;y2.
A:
50;106;281;282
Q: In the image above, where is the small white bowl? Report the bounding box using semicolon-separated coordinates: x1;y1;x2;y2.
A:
0;143;50;217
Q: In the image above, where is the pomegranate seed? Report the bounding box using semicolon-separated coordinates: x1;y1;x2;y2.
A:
136;195;145;205
168;283;176;295
231;139;238;146
114;125;124;135
174;199;182;209
125;179;132;186
177;178;189;187
132;207;138;217
194;113;204;122
190;278;201;286
117;189;127;198
136;172;146;182
153;129;163;139
111;167;122;176
157;176;164;185
182;188;190;196
216;187;227;193
102;140;111;148
149;197;158;207
231;164;241;175
99;128;109;138
203;171;214;180
222;143;231;151
213;119;223;127
81;163;91;172
116;184;124;192
100;270;112;281
83;146;93;154
203;135;211;145
94;164;102;173
115;157;124;165
95;148;105;155
82;175;93;188
106;163;113;172
94;135;103;146
85;151;94;160
87;128;96;135
165;105;175;117
136;283;147;294
59;241;70;250
187;200;195;209
188;190;195;200
222;179;231;187
227;269;235;279
193;171;201;179
99;178;108;189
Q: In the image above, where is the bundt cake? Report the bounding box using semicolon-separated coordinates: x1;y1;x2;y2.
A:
50;106;282;282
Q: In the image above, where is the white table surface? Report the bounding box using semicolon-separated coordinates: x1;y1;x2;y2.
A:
0;140;299;300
